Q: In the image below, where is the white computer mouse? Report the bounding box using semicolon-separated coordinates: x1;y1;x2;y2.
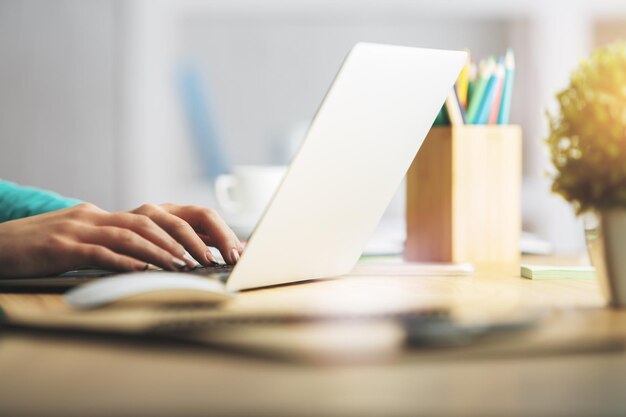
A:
64;272;235;309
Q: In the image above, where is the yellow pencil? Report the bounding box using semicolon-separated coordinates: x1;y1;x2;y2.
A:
456;50;470;109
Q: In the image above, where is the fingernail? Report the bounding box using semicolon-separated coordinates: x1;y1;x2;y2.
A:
135;263;150;271
206;249;217;264
183;252;200;268
230;248;240;264
172;257;187;269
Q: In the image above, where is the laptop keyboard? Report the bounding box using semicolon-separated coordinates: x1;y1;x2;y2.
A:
54;263;234;285
0;263;236;292
187;263;234;282
191;263;234;272
57;262;234;278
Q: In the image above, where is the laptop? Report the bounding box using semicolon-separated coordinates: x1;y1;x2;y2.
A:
0;43;466;292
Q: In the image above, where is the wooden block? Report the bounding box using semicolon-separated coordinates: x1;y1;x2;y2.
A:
405;125;522;266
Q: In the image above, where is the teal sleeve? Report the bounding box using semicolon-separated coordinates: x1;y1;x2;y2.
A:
0;180;83;223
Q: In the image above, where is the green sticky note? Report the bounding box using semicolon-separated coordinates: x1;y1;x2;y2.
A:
520;264;596;280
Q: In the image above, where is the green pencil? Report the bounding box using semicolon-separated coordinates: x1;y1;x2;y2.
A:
465;57;495;124
433;104;450;126
466;61;477;110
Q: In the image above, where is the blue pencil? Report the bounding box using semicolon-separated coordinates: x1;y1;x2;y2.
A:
475;57;504;125
498;49;515;125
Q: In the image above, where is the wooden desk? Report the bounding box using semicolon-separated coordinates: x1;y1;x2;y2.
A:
1;260;625;417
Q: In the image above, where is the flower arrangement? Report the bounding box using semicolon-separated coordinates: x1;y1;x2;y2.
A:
547;41;626;214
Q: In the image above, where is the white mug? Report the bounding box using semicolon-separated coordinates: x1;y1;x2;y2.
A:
215;165;287;230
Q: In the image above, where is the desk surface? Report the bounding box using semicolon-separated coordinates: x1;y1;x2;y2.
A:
1;258;626;417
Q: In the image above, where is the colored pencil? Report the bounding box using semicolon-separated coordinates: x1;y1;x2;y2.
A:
465;57;495;124
498;49;515;125
456;51;470;109
476;58;504;125
445;88;464;126
466;62;477;111
488;60;505;124
453;86;467;123
434;105;449;126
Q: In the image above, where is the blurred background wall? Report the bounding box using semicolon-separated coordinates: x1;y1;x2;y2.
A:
0;0;118;208
1;0;626;253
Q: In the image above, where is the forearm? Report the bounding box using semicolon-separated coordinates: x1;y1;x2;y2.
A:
0;180;82;222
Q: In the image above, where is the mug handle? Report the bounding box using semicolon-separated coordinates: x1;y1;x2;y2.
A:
215;174;242;214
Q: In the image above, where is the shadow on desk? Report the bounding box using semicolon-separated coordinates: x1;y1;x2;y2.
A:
1;306;624;366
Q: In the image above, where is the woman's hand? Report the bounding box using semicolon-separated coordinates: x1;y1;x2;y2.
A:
129;203;243;265
0;203;242;278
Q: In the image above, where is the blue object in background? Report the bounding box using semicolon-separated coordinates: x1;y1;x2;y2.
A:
177;63;230;179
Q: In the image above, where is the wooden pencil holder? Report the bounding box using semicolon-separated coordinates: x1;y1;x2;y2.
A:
405;125;522;266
